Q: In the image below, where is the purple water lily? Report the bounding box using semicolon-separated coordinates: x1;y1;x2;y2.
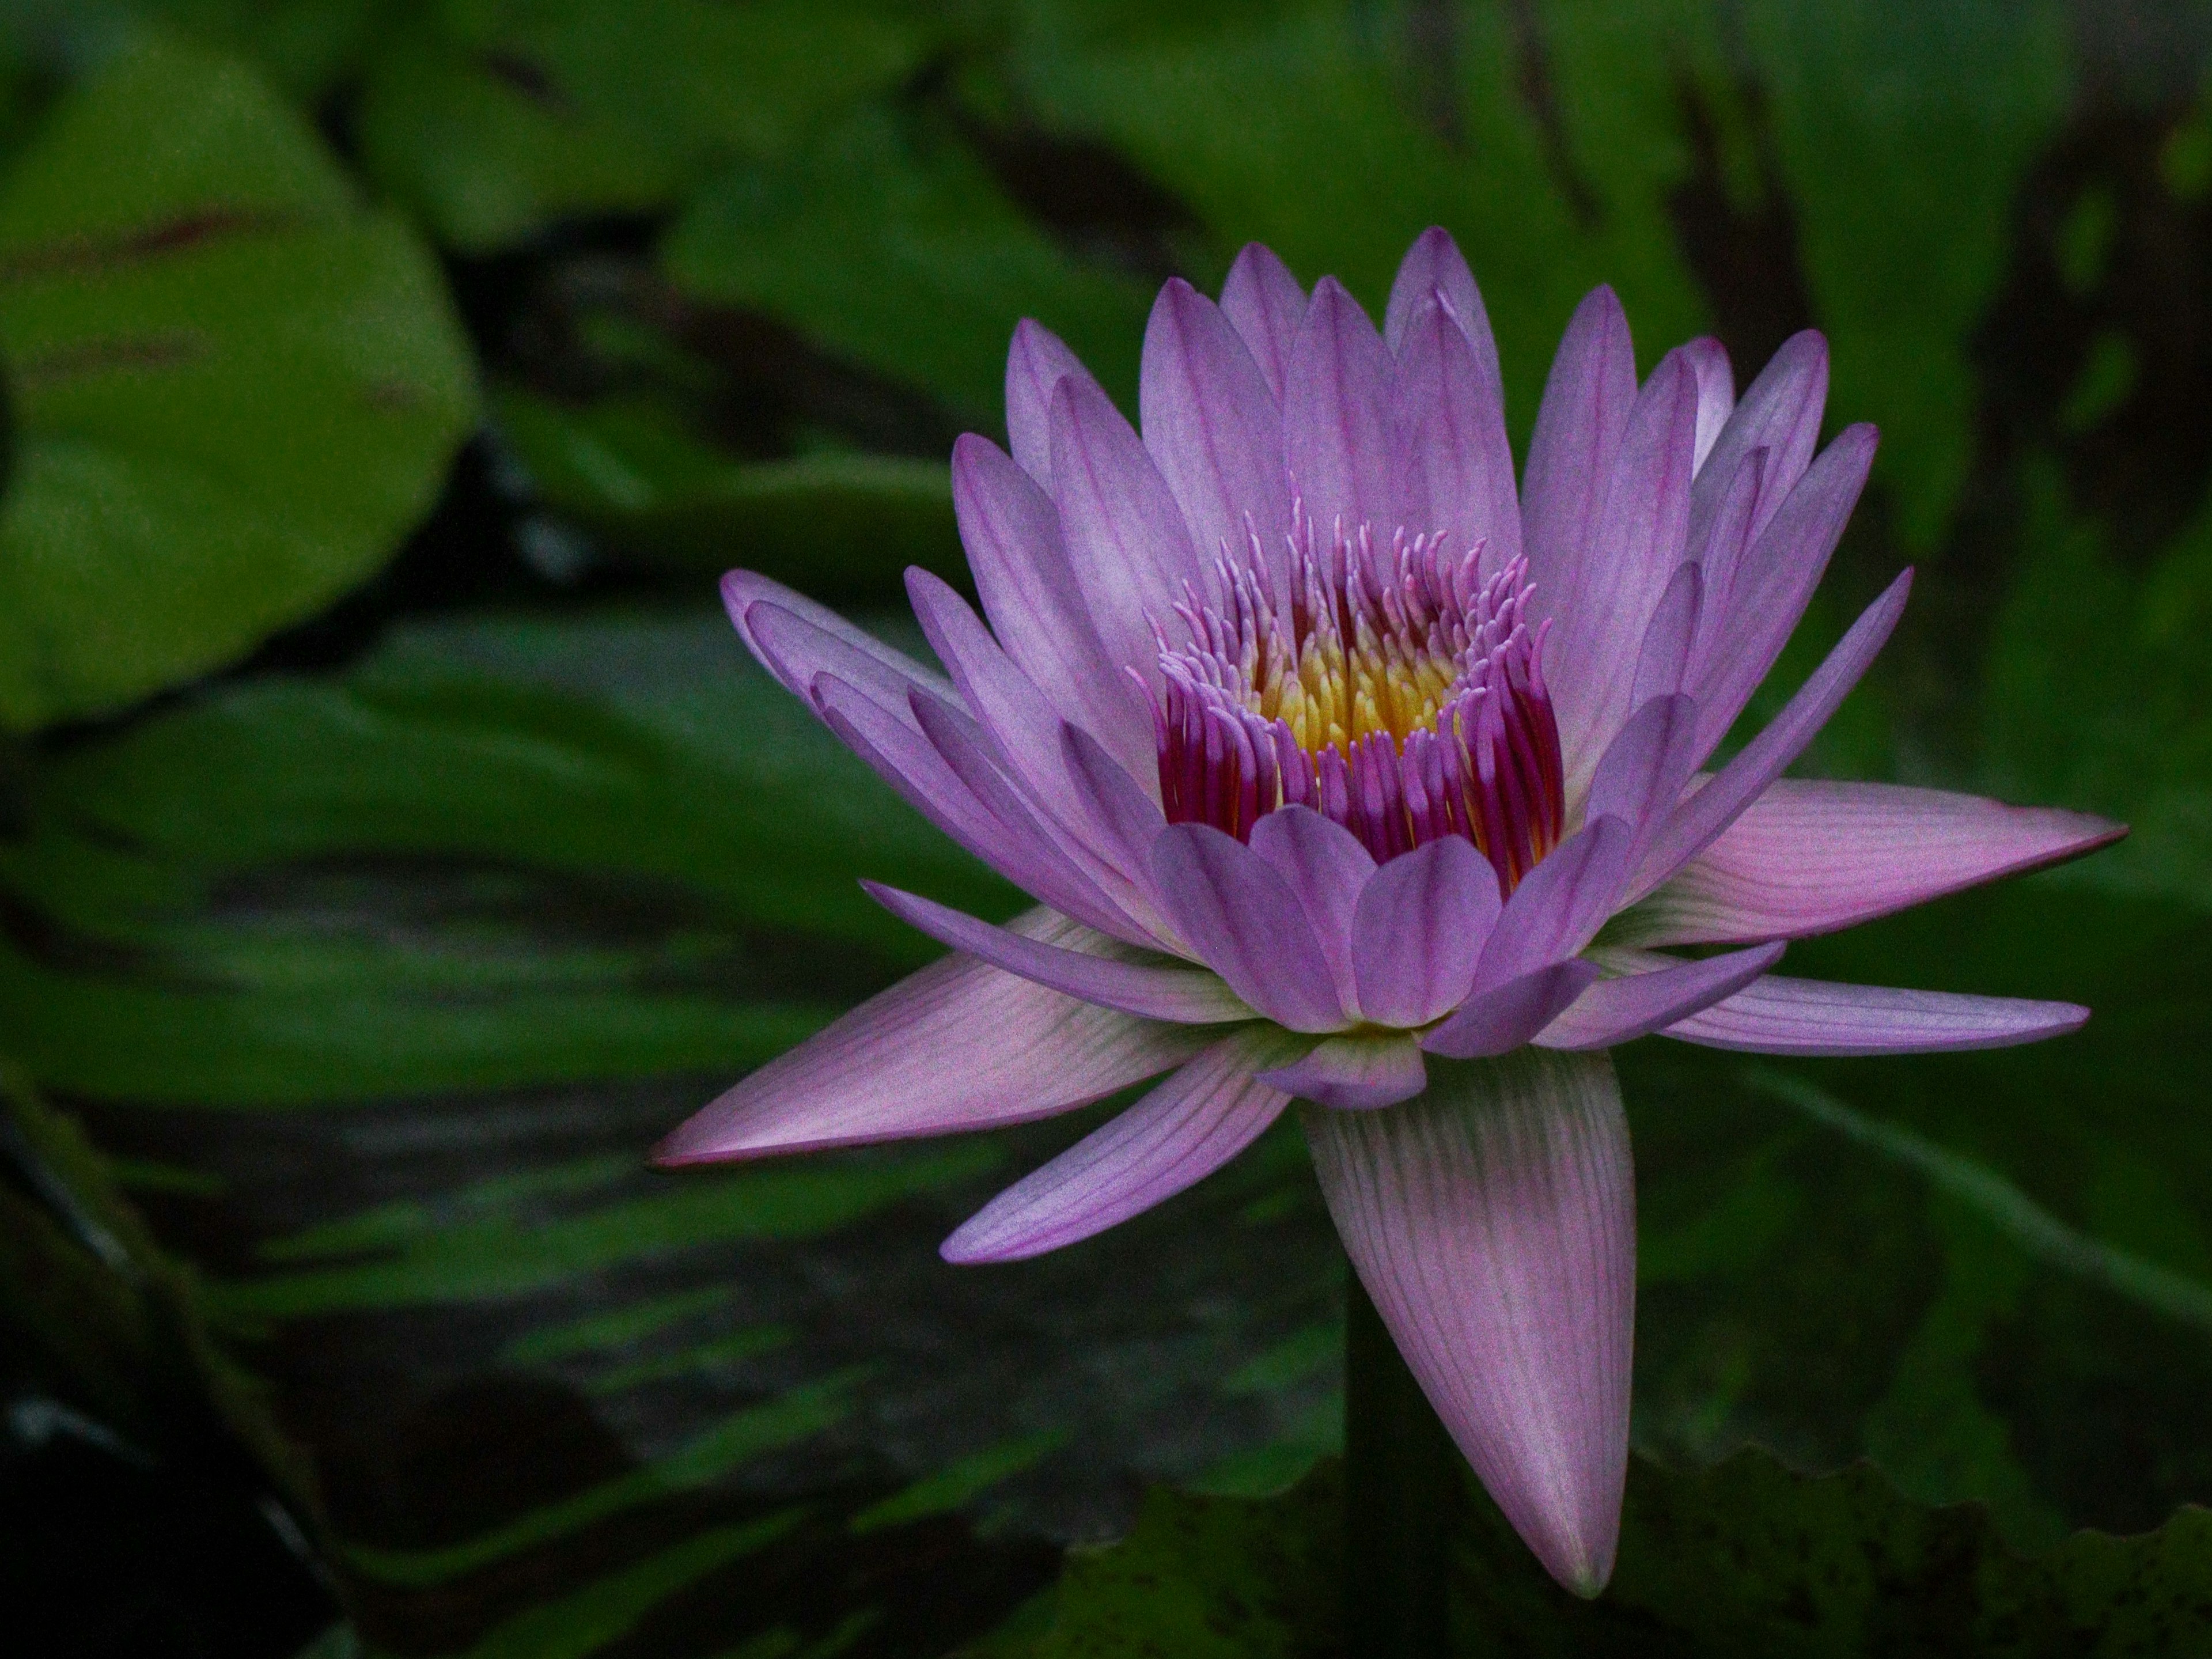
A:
660;230;2120;1594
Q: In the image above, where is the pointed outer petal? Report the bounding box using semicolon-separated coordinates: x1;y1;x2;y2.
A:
1005;318;1096;491
1630;569;1912;904
1660;974;2089;1055
1218;242;1307;402
724;569;952;714
1050;375;1208;694
1548;350;1700;800
1687;328;1827;555
1686;424;1880;760
1533;942;1784;1050
1249;804;1377;1018
942;1025;1302;1263
1629;563;1703;707
1384;228;1485;357
1304;1047;1634;1595
951;435;1152;781
1283;277;1402;536
1419;960;1601;1060
1682;337;1734;474
1474;816;1634;993
1259;1032;1427;1110
904;687;1162;946
863;882;1251;1025
1151;823;1350;1033
1350;836;1503;1028
1582;694;1702;872
1059;723;1174;906
906;567;1140;870
1141;279;1290;588
1392;294;1521;569
1611;781;2128;948
817;676;1144;946
1521;287;1637;614
1681;446;1764;684
657;910;1211;1164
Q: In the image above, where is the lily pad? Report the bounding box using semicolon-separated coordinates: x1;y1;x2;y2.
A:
0;35;476;729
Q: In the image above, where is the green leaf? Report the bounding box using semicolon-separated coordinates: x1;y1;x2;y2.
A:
979;1452;2212;1657
662;107;1154;423
353;0;930;252
0;35;477;728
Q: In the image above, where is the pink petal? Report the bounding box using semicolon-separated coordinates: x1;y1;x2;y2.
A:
864;883;1251;1025
1616;781;2126;947
1419;961;1601;1059
950;435;1152;782
1059;724;1173;908
1687;423;1880;760
1475;816;1634;992
1383;227;1489;360
1249;804;1376;1017
1682;446;1764;684
941;1026;1300;1262
1583;694;1702;870
1631;568;1912;902
1350;836;1501;1027
1258;1033;1427;1110
1662;975;2089;1055
1305;1048;1635;1594
1522;287;1636;624
1629;562;1703;706
1391;294;1521;570
1005;318;1096;491
1682;336;1734;474
1218;242;1306;402
1284;276;1400;537
725;570;952;717
1141;278;1290;588
1152;823;1350;1032
1688;329;1827;556
1548;348;1700;798
1050;375;1209;692
1534;943;1785;1050
657;912;1210;1163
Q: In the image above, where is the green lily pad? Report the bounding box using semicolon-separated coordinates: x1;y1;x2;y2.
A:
0;35;476;729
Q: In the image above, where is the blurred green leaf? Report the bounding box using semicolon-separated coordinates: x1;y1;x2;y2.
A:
353;0;931;252
663;107;1153;423
0;35;476;729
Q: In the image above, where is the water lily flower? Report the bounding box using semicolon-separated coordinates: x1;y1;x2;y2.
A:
660;230;2120;1594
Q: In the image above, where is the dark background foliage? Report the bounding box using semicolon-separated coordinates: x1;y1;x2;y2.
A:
1;1;2209;1654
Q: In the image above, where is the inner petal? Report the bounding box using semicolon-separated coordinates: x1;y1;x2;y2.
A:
1144;502;1567;893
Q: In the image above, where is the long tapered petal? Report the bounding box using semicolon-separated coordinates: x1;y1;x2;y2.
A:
1583;694;1701;872
1420;961;1600;1059
1285;276;1400;536
1522;287;1636;620
725;570;952;715
950;434;1151;779
1613;781;2126;947
1218;241;1306;401
942;1026;1298;1262
1141;278;1289;587
1050;374;1208;693
1631;569;1913;902
1259;1033;1427;1109
1661;975;2089;1054
1005;318;1096;491
1305;1049;1634;1595
1392;293;1521;570
1350;834;1501;1027
1152;824;1348;1032
1630;563;1703;707
658;912;1209;1163
1548;349;1700;796
864;884;1251;1024
1687;329;1826;556
1682;336;1733;472
1535;943;1785;1050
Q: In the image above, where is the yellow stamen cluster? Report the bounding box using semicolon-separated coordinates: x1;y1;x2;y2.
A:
1247;613;1463;759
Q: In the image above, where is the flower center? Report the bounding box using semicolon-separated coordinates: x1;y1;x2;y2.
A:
1144;506;1566;891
